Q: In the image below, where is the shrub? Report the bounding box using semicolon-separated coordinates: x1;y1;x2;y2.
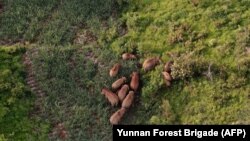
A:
171;52;210;79
0;46;49;140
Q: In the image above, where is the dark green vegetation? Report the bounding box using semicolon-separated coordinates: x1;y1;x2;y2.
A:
0;0;124;44
0;46;49;141
0;0;250;140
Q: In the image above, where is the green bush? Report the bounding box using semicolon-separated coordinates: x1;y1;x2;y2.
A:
171;52;210;79
0;46;49;141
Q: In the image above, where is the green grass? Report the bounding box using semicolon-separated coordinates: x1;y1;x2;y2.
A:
0;0;250;140
0;0;125;44
28;45;139;140
0;46;49;141
101;0;250;125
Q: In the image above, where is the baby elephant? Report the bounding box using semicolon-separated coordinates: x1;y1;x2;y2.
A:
110;108;127;125
101;88;119;106
164;79;171;87
164;61;174;73
109;63;121;77
122;53;137;60
162;72;172;87
118;84;129;102
130;72;139;92
122;91;135;109
112;77;126;90
162;72;172;81
142;57;160;71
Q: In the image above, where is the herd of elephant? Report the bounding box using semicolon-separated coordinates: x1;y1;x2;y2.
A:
101;53;174;125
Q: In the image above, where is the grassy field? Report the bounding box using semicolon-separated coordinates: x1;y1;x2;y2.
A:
0;0;124;45
108;0;250;124
0;0;250;140
27;45;140;140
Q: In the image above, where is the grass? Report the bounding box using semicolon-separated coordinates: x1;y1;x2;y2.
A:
100;0;250;126
27;45;140;140
0;0;250;140
0;0;125;45
0;46;49;141
104;0;250;124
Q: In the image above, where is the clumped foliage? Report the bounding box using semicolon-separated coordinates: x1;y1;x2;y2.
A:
0;46;49;140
